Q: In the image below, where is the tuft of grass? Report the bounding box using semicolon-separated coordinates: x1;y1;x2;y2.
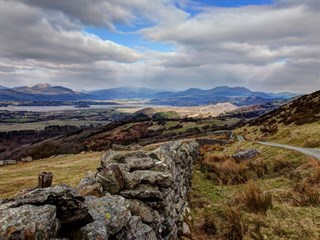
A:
233;181;273;214
198;211;217;236
220;206;248;240
302;139;320;148
290;159;320;207
291;182;320;207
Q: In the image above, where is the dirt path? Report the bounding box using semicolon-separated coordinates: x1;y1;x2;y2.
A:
257;141;320;160
236;134;320;160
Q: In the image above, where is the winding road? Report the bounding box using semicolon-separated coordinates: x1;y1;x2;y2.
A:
236;135;320;160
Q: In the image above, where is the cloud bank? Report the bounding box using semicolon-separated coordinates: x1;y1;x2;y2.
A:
0;0;319;93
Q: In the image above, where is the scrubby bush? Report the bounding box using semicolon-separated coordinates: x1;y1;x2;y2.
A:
302;139;320;148
246;158;268;178
291;159;320;206
291;182;320;207
199;212;217;236
233;181;273;214
204;159;249;185
220;207;248;240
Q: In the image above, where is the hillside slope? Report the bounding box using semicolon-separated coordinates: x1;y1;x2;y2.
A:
237;90;320;147
0;83;88;101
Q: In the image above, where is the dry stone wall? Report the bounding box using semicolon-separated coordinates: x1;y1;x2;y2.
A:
0;140;199;240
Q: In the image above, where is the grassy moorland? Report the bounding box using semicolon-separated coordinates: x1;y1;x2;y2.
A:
0;125;319;239
0;151;101;199
189;139;320;240
236;122;320;148
235;90;320;148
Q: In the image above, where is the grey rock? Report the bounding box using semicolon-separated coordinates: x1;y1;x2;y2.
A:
124;157;155;171
115;216;157;240
12;185;93;231
0;160;5;166
96;165;125;194
182;222;191;236
77;172;104;198
0;204;60;240
128;199;156;223
130;170;173;188
5;159;17;165
21;156;33;162
77;183;104;198
101;150;147;167
232;148;260;162
85;194;131;236
100;150;127;167
120;189;163;200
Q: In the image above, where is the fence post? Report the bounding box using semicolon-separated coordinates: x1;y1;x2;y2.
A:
38;172;53;188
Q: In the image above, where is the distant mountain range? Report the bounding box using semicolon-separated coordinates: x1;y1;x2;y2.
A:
0;83;88;101
0;83;301;106
150;86;300;106
88;86;160;100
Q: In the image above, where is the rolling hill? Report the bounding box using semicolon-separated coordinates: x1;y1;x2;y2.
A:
237;90;320;146
150;86;300;106
0;84;300;106
0;83;88;101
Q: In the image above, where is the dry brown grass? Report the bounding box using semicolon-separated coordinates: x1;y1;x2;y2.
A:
290;159;320;207
232;181;273;214
245;158;268;178
271;156;301;175
192;140;320;240
198;211;217;236
220;207;248;240
200;144;225;154
0;151;102;199
302;139;320;148
291;182;320;207
204;159;249;185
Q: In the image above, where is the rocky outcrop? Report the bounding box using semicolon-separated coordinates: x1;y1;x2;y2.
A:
0;204;60;239
232;148;260;162
0;140;199;240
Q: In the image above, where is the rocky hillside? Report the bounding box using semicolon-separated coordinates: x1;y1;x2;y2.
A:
0;140;199;240
237;90;320;146
1;118;237;161
250;90;320;127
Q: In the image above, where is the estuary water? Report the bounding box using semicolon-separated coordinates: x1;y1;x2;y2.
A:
0;104;144;112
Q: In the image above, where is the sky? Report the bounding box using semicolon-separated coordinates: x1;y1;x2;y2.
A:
0;0;319;93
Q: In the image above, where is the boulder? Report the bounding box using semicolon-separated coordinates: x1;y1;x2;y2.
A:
120;188;163;201
115;216;157;240
21;156;33;162
128;199;157;223
100;150;147;167
232;149;260;162
77;183;104;198
12;185;93;232
5;160;17;165
0;204;60;240
77;172;104;198
124;157;156;171
129;170;173;188
96;165;125;194
182;222;191;236
85;194;131;236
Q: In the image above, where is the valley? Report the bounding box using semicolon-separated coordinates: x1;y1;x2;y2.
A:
0;87;319;240
1;1;318;239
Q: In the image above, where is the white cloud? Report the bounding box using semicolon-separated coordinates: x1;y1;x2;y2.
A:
0;1;141;64
0;0;319;93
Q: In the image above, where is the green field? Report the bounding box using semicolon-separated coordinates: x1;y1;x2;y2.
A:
0;120;111;131
0;151;101;198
